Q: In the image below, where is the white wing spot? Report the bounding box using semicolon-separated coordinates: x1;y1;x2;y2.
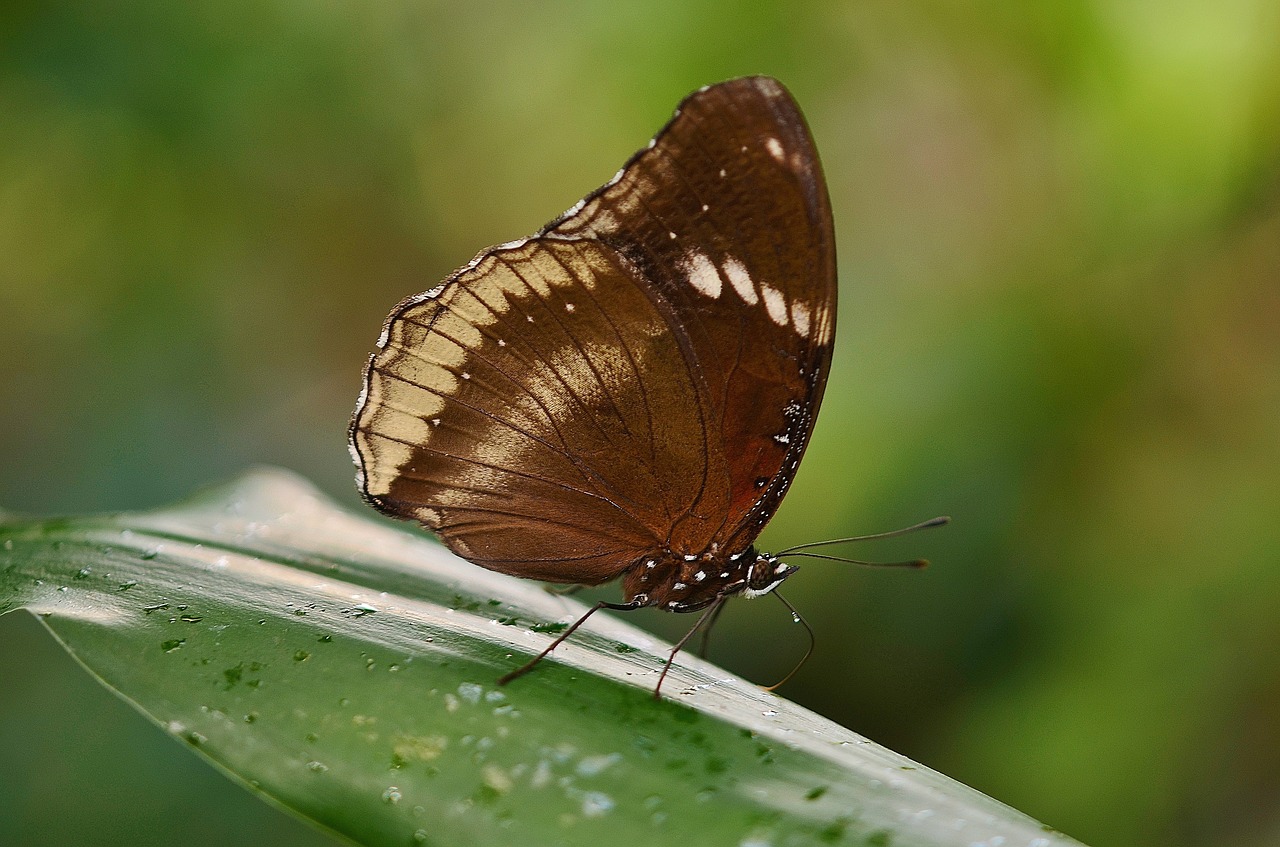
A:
760;283;788;326
431;418;441;426
722;257;758;305
694;571;706;582
765;137;785;162
680;252;722;299
461;372;471;380
668;231;677;240
701;204;709;212
497;339;506;346
791;301;811;338
527;315;534;322
565;303;575;313
719;168;726;178
673;582;687;591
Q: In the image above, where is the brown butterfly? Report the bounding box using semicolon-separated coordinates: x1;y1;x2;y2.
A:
350;76;936;696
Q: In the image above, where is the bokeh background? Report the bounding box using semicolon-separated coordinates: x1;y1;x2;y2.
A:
3;2;1279;846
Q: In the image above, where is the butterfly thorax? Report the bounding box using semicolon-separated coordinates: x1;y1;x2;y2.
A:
622;547;799;613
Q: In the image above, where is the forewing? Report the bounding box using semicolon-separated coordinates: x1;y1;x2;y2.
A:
351;237;717;583
549;76;837;553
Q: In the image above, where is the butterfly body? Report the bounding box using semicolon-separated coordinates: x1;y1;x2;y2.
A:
351;76;835;686
619;547;798;612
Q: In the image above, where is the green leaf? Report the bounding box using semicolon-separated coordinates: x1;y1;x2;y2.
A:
0;468;1084;847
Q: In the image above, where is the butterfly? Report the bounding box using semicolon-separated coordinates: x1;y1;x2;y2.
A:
351;76;847;695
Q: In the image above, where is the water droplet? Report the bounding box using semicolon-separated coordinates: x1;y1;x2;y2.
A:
382;786;402;804
117;580;138;591
307;760;328;773
74;567;91;580
576;753;620;776
187;731;207;746
412;830;429;844
580;791;614;817
161;638;185;653
457;682;483;703
294;650;310;662
244;712;259;724
762;709;778;717
180;615;203;623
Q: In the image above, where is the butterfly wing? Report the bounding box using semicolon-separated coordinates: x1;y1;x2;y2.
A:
351;236;720;582
351;76;835;581
550;76;837;553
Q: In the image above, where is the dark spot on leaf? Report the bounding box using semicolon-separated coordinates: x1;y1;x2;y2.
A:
160;638;185;653
818;817;850;843
805;786;828;801
531;621;568;634
473;784;501;805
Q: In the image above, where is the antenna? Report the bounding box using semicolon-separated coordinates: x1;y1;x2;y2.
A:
776;515;950;556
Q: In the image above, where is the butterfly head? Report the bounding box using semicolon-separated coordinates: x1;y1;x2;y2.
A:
623;548;798;613
743;553;799;599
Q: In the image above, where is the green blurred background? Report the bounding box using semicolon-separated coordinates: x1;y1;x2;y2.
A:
3;2;1279;845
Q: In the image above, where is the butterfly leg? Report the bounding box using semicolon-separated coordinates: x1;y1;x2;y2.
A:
654;596;728;699
498;598;643;687
695;597;729;658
